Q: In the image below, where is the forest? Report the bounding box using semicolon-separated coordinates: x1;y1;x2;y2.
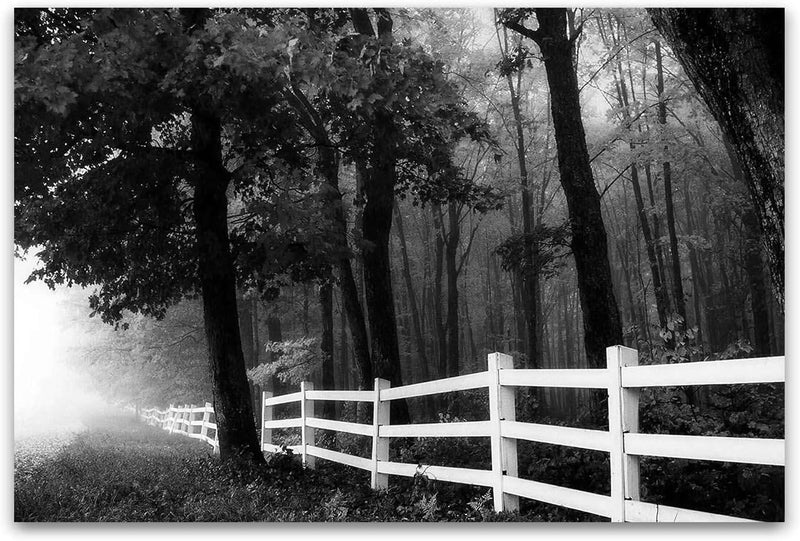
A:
14;7;784;521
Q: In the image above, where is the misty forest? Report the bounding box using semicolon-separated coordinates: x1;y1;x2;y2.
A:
14;7;784;522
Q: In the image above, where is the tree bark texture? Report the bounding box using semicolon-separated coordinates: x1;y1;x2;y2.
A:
191;110;262;462
505;8;624;368
648;8;784;310
350;8;409;423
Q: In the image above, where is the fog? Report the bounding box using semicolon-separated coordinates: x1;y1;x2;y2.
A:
14;256;109;440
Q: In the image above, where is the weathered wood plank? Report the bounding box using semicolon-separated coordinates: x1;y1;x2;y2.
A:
380;371;490;400
305;390;374;402
625;500;756;522
621;356;784;388
306;445;372;471
377;461;494;487
500;420;611;452
502;475;613;518
499;368;609;389
263;391;302;406
306;417;373;436
262;417;303;430
380;421;492;438
624;433;784;466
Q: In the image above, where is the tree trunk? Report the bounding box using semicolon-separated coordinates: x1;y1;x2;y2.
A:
349;9;409;423
648;8;784;310
191;110;262;463
317;146;372;391
432;206;447;378
503;44;539;368
655;40;687;329
505;9;623;368
394;204;430;380
320;282;336;418
445;202;460;377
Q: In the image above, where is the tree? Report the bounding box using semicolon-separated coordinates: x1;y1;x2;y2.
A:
14;8;305;462
647;8;784;310
502;8;624;368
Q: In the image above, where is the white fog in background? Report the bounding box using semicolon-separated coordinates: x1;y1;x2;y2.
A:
14;255;108;440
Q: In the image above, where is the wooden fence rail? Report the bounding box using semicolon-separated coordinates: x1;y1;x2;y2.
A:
140;346;784;522
141;402;219;453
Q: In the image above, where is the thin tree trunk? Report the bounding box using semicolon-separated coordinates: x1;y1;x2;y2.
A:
505;9;623;368
445;202;460;377
394;204;430;380
655;40;687;328
320;282;335;418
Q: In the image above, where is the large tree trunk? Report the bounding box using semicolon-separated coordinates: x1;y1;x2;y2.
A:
648;8;784;310
504;9;623;368
350;8;409;423
191;110;262;463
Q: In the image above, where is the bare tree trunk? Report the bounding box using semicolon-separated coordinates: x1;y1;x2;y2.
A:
394;204;430;381
655;40;687;328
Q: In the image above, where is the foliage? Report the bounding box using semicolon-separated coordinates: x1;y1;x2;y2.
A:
246;337;321;388
495;222;571;279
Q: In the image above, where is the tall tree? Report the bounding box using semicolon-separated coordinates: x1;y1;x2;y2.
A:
502;8;623;367
648;8;784;309
654;39;687;327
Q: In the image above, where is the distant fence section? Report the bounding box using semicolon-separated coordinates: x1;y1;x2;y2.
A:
141;402;219;453
140;346;785;522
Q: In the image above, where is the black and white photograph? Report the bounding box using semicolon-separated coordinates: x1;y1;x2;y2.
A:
11;4;785;525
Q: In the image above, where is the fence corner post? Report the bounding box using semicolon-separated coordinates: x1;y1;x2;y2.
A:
488;352;519;513
300;381;315;469
371;378;391;491
261;390;273;453
607;345;640;523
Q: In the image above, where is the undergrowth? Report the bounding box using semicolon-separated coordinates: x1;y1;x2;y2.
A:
15;413;527;522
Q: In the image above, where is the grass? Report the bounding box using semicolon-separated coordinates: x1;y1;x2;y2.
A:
15;413;564;522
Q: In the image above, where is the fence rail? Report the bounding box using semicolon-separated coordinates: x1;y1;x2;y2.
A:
140;346;784;522
141;402;219;452
257;347;784;522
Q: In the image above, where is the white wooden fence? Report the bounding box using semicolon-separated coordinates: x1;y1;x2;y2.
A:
141;402;219;453
259;346;785;522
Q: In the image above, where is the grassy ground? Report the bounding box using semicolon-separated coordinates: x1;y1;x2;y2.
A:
15;413;582;522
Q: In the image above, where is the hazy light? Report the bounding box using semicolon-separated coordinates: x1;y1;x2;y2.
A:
14;255;108;440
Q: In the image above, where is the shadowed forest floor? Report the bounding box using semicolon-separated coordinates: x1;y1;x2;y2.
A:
14;413;596;522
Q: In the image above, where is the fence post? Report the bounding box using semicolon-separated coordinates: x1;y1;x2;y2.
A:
300;381;315;469
200;402;212;443
488;352;519;513
168;404;176;434
371;378;391;490
607;345;640;523
261;390;273;452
